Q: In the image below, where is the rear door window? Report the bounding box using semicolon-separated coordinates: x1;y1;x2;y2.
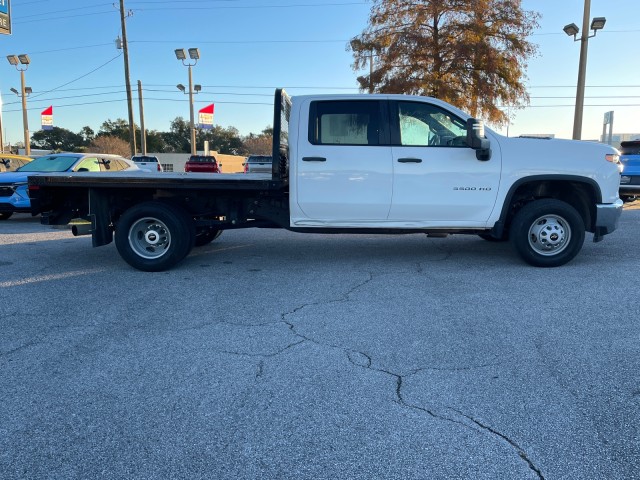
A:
309;100;386;146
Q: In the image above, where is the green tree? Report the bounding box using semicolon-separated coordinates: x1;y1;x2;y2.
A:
162;117;191;153
98;118;132;142
200;125;246;155
31;127;84;151
145;130;169;153
79;126;95;145
162;117;246;154
350;0;539;124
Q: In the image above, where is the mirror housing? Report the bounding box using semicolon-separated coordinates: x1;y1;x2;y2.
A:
466;118;492;161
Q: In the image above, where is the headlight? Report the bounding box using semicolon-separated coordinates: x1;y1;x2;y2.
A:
605;153;623;172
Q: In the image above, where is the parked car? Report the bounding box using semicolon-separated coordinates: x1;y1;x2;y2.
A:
0;154;33;172
243;155;272;174
619;140;640;202
0;152;139;220
184;155;221;173
131;154;163;172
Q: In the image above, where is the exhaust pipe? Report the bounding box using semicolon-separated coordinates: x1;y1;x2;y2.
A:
71;223;92;236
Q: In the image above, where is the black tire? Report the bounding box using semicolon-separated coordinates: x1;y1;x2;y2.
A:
0;212;13;220
114;201;195;272
510;199;585;267
621;195;637;203
194;228;222;247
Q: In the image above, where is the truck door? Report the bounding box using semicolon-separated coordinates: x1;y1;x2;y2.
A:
294;99;392;223
388;100;501;224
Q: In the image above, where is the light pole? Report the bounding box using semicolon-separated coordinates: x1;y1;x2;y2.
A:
175;48;201;155
7;54;32;155
563;0;606;140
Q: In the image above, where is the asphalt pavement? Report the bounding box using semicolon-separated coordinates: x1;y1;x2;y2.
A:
1;208;639;479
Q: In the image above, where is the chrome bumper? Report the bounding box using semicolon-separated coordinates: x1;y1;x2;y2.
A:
594;199;623;242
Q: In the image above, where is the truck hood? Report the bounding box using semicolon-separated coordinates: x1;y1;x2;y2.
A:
493;134;618;157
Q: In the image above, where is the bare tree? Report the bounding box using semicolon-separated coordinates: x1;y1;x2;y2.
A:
350;0;539;124
243;133;272;156
89;136;131;157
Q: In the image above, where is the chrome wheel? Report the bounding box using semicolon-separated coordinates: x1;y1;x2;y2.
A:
128;217;171;259
527;214;570;256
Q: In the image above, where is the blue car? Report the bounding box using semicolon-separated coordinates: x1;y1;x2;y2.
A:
0;152;139;220
619;140;640;202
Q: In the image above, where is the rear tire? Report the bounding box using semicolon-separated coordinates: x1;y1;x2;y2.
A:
510;199;585;267
0;212;13;220
115;201;195;272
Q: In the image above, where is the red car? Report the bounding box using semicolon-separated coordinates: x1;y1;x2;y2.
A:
184;155;221;173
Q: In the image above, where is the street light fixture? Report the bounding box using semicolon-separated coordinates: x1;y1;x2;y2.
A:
590;17;606;31
563;0;606;140
7;53;32;155
175;47;201;155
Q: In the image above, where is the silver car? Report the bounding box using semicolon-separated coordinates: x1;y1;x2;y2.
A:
243;155;272;174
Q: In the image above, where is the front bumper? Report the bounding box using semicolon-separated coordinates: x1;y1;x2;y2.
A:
593;199;623;242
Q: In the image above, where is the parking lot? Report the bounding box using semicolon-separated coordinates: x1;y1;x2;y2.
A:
1;209;639;479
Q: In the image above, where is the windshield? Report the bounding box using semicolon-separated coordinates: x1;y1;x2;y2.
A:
248;156;271;163
17;155;80;172
620;142;640;155
188;155;216;163
132;156;158;162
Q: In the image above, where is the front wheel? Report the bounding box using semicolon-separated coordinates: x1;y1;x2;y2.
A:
0;212;13;220
510;199;585;267
115;201;195;272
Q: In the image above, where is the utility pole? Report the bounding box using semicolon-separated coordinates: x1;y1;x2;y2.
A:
138;80;146;155
119;0;137;157
573;0;591;141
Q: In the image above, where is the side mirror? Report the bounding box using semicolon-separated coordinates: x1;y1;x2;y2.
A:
466;118;492;161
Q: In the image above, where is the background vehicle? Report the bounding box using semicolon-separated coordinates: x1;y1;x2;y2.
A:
243;155;273;174
184;155;221;173
619;140;640;202
28;89;622;271
131;155;163;172
0;154;32;172
0;152;138;220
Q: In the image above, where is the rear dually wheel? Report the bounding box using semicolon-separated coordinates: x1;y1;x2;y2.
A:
115;201;195;272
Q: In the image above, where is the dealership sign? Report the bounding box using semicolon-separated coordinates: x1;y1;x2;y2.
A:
41;106;53;130
198;104;214;129
0;0;11;35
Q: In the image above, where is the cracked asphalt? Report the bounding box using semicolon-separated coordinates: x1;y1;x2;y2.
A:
1;209;639;479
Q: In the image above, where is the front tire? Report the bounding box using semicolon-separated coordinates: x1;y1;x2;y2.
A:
115;201;195;272
510;199;585;267
0;212;13;220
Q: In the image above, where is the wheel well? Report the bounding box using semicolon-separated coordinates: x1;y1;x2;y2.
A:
502;180;597;233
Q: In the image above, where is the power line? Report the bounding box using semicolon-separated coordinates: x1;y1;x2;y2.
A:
13;1;367;24
29;54;123;100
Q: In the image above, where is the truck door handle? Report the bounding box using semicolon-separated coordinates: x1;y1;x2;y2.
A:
397;157;422;163
302;157;327;162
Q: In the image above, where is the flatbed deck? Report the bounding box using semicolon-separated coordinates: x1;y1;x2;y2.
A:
28;172;283;191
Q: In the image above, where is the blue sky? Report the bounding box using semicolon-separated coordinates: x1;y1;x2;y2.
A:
0;0;638;148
